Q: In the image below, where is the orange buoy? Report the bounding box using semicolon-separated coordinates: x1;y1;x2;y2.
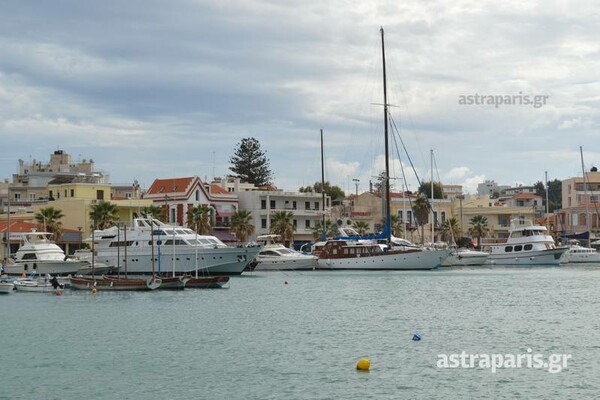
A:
54;290;62;296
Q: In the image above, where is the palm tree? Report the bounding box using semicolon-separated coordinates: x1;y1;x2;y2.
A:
89;201;119;229
230;209;254;243
312;220;339;240
412;194;430;244
390;214;405;237
34;207;64;241
440;217;460;243
270;211;295;247
141;205;166;222
468;215;489;248
352;220;370;236
187;204;213;234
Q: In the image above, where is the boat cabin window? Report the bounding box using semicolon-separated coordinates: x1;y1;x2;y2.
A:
505;246;513;253
176;229;187;235
163;239;186;246
524;244;533;250
22;253;37;260
108;241;134;247
514;245;523;252
153;230;167;236
278;249;295;255
261;251;279;256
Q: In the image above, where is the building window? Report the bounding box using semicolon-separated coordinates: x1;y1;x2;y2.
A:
305;201;310;210
407;210;412;224
261;219;267;229
96;190;104;200
293;219;297;227
292;201;297;210
305;220;310;229
314;201;319;210
171;208;176;223
270;200;276;209
441;211;446;223
70;189;75;197
261;200;267;210
397;210;403;222
195;189;200;201
29;193;36;200
49;190;53;200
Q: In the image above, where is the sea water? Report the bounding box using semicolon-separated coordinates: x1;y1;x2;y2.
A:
2;266;600;399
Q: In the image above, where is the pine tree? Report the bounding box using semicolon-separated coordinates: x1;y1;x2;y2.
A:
229;137;272;186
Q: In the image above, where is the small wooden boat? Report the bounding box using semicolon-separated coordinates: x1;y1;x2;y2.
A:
185;276;229;289
14;279;63;293
70;275;161;291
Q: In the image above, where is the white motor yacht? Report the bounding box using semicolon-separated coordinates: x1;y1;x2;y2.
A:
75;217;260;275
3;232;91;276
253;235;316;271
563;239;600;264
484;219;567;266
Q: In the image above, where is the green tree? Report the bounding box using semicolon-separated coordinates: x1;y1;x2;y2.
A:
89;201;119;229
418;181;445;199
547;179;562;212
412;194;430;244
440;217;460;243
141;205;166;222
299;181;345;201
229;137;273;186
270;211;295;246
468;215;489;248
34;207;64;241
352;220;369;235
230;209;254;243
187;204;213;234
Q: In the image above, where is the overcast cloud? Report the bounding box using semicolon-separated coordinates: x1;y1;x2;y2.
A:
1;0;598;194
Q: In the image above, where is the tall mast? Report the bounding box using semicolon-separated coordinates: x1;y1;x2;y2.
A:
381;27;391;241
431;149;434;244
320;129;327;241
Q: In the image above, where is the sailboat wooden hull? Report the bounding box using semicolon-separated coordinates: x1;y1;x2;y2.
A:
186;276;230;289
70;276;161;291
156;276;190;290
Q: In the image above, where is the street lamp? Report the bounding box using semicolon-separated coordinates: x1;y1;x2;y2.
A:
352;178;360;199
456;194;465;235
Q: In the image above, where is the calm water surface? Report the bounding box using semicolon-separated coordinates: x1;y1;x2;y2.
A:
2;266;600;399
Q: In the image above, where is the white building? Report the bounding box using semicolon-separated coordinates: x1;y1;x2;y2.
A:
237;190;331;244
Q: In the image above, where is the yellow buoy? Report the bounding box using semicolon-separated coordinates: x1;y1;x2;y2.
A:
91;288;97;294
356;358;371;371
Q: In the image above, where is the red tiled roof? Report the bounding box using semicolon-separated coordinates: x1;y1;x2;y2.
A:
210;184;229;195
147;177;195;195
0;221;79;234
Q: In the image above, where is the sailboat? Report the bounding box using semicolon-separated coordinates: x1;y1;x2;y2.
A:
316;28;451;270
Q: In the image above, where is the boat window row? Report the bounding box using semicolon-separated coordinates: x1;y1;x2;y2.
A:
510;230;544;238
504;244;533;252
109;241;134;247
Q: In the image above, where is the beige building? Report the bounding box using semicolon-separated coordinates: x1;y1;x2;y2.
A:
558;170;600;238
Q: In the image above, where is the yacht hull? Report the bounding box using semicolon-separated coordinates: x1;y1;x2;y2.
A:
317;249;450;270
486;248;567;266
3;260;90;277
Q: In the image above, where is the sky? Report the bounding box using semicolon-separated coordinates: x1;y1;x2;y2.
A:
1;0;598;195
